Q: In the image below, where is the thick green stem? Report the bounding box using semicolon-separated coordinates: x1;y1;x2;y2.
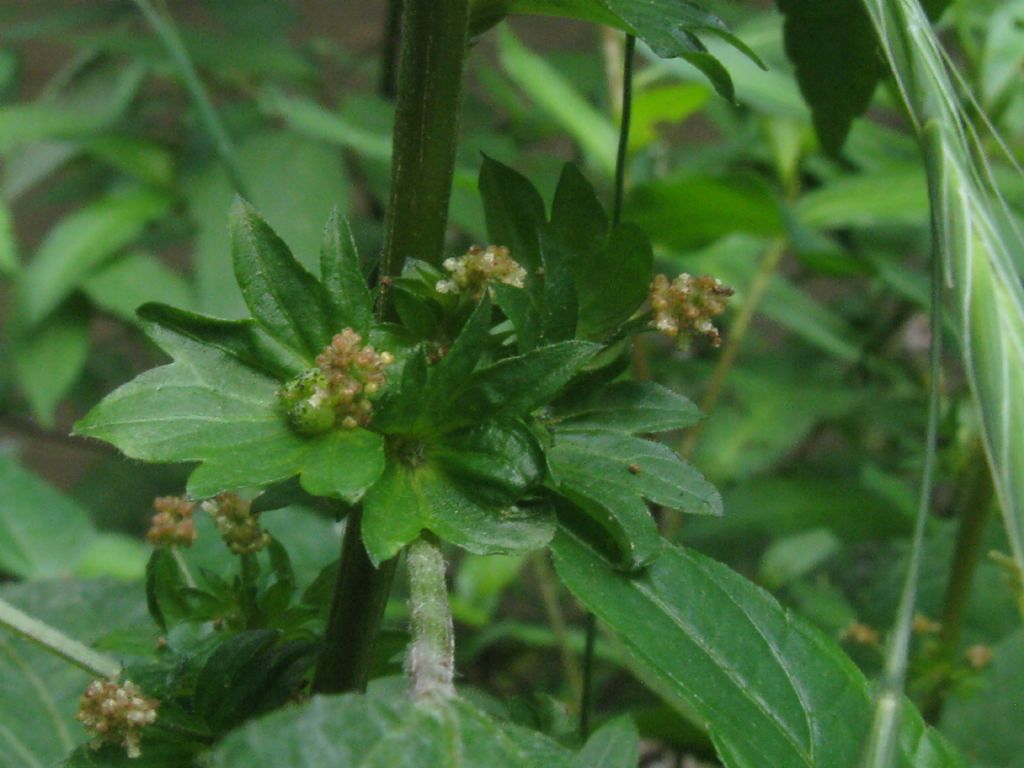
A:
0;597;121;679
312;507;397;694
379;0;470;289
239;552;259;629
406;536;455;700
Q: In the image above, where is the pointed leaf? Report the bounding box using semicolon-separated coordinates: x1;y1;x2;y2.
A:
231;198;333;358
551;531;965;768
75;325;384;503
456;341;600;424
138;303;309;380
572;716;640;768
479;155;545;273
320;209;373;337
554;381;703;433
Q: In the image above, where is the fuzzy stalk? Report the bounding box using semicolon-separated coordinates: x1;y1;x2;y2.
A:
0;596;121;679
379;0;470;289
312;507;397;693
406;536;455;700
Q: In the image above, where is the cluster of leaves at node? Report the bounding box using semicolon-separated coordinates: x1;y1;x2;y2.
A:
77;158;721;570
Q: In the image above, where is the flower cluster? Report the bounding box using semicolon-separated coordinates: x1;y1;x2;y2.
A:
77;679;158;759
279;329;394;435
436;245;526;299
145;496;197;548
201;492;269;555
649;273;734;347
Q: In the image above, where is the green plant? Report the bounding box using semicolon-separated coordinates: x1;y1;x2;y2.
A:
1;0;1022;766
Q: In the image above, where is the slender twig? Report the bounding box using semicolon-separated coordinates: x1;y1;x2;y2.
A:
860;186;944;768
0;597;121;679
131;0;249;198
533;554;583;706
611;34;635;228
406;536;455;700
679;238;787;462
238;552;259;629
922;442;994;721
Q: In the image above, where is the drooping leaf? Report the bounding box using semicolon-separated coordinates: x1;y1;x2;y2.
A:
74;325;385;503
230;199;334;359
0;454;96;579
320;209;374;338
553;380;703;434
548;429;719;567
16;188;171;327
551;530;966;768
0;580;150;768
209;679;574;768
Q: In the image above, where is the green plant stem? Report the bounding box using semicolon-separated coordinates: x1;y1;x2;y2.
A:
0;597;121;679
611;34;635;228
580;612;597;738
680;238;787;462
379;0;404;99
239;552;259;628
533;554;583;707
922;443;994;721
379;0;470;291
312;506;397;694
406;536;455;700
861;189;944;768
132;0;249;198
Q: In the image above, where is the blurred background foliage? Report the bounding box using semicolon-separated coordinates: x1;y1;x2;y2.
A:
0;1;1022;765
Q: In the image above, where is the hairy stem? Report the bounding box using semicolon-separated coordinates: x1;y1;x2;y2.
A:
379;0;404;100
0;597;121;679
132;0;249;197
379;0;470;291
312;507;397;694
406;536;454;700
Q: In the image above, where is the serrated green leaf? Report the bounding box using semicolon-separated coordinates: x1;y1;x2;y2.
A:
137;304;308;381
195;630;316;734
320;209;374;338
455;341;600;425
209;679;574;768
188;132;349;319
479;155;545;274
550;430;721;516
550;531;965;768
554;381;703;433
548;429;718;567
0;580;149;768
16;188;171;327
230;199;334;359
74;326;385;503
537;231;579;343
10;298;90;427
82;251;193;323
362;462;555;565
492;283;541;353
0;454;96;579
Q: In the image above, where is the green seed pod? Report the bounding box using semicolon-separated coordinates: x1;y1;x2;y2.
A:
279;369;336;435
